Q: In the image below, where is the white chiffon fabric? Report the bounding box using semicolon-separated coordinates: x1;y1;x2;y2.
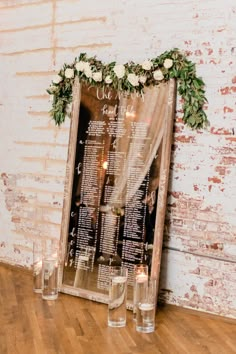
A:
107;81;173;210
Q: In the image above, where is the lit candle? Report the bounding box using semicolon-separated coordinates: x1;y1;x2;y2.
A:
136;273;148;283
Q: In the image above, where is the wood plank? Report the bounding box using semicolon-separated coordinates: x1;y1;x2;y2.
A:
0;264;236;354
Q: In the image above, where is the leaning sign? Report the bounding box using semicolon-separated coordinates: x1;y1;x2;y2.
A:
58;77;177;308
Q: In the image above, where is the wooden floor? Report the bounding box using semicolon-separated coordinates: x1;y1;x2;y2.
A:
0;264;236;354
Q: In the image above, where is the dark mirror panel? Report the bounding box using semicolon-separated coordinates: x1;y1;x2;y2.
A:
59;79;176;307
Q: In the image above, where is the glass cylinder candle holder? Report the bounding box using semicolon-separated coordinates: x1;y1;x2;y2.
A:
108;266;128;328
133;264;149;320
136;277;157;333
33;239;44;293
42;239;59;301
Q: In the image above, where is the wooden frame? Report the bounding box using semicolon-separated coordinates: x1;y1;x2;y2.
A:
58;77;176;307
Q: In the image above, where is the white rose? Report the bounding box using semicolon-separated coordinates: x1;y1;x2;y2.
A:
153;69;164;81
105;75;112;84
92;71;103;82
141;60;153;70
83;62;92;78
163;58;173;69
127;73;139;86
113;64;125;79
85;68;92;78
64;68;74;79
75;61;85;71
139;75;147;84
52;74;63;84
83;62;90;71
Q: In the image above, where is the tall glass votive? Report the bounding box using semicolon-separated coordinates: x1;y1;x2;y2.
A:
33;239;44;293
108;266;128;328
136;277;157;333
42;239;59;301
133;264;149;320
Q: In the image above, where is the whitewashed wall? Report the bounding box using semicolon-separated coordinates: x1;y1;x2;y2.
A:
0;0;235;318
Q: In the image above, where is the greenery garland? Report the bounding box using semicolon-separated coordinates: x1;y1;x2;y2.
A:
47;48;208;129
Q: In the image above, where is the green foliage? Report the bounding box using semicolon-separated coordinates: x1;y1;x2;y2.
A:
47;49;208;129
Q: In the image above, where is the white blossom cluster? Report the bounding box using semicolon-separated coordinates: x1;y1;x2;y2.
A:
52;57;173;87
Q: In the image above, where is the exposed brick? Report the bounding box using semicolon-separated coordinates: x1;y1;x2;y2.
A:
220;86;236;95
0;0;235;320
208;176;222;184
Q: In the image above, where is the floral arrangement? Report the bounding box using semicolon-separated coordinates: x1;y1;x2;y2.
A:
47;48;208;129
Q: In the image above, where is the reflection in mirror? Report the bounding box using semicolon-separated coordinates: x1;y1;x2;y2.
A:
59;78;176;307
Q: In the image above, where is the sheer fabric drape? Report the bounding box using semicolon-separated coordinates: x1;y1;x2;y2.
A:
107;81;172;210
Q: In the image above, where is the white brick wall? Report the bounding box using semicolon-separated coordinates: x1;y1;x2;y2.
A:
0;0;235;318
